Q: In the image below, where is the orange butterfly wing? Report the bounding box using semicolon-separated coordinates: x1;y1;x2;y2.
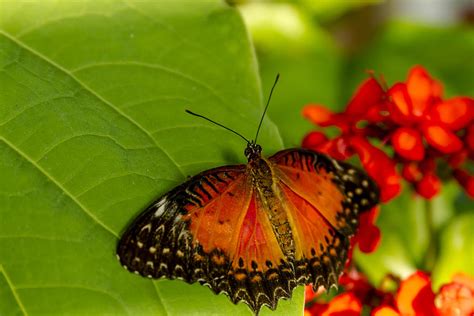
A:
269;149;379;287
117;165;291;311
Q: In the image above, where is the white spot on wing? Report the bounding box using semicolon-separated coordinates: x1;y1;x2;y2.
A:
173;215;182;223
154;200;167;217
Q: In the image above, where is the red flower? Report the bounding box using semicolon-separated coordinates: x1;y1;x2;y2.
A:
396;271;438;316
435;273;474;316
302;65;474;200
306;292;362;316
371;271;439;316
306;270;474;316
415;172;442;199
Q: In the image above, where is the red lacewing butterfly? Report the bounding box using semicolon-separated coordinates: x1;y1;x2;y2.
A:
116;74;379;313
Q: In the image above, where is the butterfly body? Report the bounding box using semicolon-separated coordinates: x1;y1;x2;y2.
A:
117;141;379;313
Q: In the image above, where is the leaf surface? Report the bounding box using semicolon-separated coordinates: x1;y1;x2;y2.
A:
0;1;302;315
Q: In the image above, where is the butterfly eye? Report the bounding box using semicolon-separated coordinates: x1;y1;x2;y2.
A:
244;147;251;158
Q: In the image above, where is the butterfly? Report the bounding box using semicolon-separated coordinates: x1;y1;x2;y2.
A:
116;75;379;313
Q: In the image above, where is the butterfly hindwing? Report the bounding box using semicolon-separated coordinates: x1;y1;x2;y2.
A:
269;148;379;289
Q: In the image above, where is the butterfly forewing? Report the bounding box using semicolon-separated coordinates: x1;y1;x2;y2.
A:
117;165;245;281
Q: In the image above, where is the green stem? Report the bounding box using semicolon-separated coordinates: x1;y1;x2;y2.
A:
423;199;437;271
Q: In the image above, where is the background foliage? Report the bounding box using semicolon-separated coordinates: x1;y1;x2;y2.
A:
240;0;473;293
0;0;472;315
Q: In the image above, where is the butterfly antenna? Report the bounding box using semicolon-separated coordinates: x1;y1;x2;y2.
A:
185;110;250;143
254;73;280;143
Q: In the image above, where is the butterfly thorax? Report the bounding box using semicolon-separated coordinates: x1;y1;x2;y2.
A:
245;142;296;257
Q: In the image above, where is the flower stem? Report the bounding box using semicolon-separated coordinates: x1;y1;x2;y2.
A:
423;199;437;271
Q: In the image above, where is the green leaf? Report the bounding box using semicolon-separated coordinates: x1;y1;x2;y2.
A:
432;212;474;289
0;1;302;315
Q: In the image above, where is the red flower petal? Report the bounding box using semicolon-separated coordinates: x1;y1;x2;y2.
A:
345;77;385;116
360;206;380;225
421;122;463;153
318;137;353;160
372;306;400;316
305;285;319;303
357;208;381;253
358;224;381;253
303;131;329;149
453;169;474;198
430;97;474;131
406;65;443;117
322;293;362;316
388;83;415;124
415;172;441;199
402;162;423;183
303;105;336;127
351;137;401;202
339;268;372;297
397;271;438;316
391;127;425;161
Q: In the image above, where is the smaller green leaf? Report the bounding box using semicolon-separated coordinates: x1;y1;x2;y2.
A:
432;212;474;289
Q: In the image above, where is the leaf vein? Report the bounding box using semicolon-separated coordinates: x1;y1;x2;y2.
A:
70;61;228;106
0;137;119;239
0;31;185;179
0;265;29;316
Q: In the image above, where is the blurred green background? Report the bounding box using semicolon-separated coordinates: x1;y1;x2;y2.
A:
235;0;474;289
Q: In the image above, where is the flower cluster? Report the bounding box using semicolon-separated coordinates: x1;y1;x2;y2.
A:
305;270;474;316
302;66;473;201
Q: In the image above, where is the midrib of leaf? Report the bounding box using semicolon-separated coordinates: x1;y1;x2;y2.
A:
0;30;185;180
0;265;28;316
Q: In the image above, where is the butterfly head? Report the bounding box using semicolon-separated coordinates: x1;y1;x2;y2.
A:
245;142;262;161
